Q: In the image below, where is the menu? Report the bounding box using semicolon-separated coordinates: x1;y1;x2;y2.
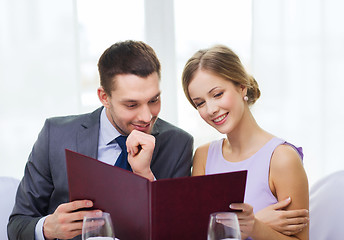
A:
66;149;247;240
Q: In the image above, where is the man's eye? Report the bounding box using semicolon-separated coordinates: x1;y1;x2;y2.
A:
149;96;160;104
126;104;137;108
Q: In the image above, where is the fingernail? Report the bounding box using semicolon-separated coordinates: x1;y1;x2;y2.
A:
86;201;92;206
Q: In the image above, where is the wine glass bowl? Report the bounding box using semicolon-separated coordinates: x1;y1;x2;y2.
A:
82;212;115;240
207;212;241;240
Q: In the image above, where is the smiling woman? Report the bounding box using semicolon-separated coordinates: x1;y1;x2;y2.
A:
182;44;309;240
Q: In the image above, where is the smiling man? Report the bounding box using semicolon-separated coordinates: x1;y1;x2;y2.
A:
8;40;194;240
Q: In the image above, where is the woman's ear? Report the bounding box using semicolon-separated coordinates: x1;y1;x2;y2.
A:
240;84;248;97
97;87;110;108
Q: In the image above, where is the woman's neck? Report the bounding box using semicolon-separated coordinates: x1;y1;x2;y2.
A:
224;110;273;161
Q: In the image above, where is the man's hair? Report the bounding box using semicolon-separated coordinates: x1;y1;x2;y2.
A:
98;40;161;95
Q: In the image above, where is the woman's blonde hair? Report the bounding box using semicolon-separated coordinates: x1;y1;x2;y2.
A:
182;45;260;108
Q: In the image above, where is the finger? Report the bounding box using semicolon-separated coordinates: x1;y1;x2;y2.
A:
128;144;140;156
127;131;154;149
60;222;84;238
282;231;295;236
277;209;309;220
83;218;105;230
282;225;306;236
229;203;244;211
70;209;103;223
126;134;143;155
66;220;84;231
230;203;251;213
284;209;309;219
283;223;308;233
270;197;291;210
285;216;309;225
57;200;93;213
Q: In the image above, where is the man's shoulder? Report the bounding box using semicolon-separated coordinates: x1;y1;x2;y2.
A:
46;107;102;128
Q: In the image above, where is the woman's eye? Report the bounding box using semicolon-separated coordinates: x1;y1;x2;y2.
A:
214;92;223;98
195;101;205;108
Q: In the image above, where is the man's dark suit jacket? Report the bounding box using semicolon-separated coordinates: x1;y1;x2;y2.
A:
8;107;193;240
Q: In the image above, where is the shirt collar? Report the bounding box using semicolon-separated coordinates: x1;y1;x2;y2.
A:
99;108;121;145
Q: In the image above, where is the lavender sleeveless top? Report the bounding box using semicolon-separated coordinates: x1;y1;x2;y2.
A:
205;137;303;213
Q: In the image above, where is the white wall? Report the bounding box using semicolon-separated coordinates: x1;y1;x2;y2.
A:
1;0;344;188
0;0;79;179
252;0;344;186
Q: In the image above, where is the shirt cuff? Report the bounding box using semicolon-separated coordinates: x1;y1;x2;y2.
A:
35;216;47;240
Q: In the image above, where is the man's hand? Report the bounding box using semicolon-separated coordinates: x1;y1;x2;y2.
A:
43;200;102;240
255;197;309;235
126;130;155;181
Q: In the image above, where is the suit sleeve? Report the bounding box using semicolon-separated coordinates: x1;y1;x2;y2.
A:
170;134;194;178
8;119;54;240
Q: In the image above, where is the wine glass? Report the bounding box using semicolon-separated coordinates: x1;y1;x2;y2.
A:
82;212;115;240
207;212;241;240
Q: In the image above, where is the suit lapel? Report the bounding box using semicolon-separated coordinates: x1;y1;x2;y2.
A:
76;107;103;159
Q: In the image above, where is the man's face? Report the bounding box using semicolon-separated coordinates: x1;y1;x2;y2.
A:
101;72;161;135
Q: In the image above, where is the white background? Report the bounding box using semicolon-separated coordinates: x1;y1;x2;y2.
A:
1;0;344;188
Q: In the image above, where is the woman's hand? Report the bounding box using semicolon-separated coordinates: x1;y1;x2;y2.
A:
256;197;309;235
230;203;256;240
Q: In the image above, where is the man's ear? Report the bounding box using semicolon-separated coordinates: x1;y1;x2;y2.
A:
97;87;110;108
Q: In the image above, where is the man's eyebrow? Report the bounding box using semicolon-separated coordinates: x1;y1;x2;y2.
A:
120;92;161;103
150;93;161;100
120;99;138;103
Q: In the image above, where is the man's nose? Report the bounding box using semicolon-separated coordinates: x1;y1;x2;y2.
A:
138;104;153;122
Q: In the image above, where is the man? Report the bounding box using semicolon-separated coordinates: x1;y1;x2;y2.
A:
8;40;193;240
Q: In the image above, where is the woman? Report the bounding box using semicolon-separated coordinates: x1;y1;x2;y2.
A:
182;45;309;240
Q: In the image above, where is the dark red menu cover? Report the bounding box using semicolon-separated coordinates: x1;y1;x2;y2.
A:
65;149;247;240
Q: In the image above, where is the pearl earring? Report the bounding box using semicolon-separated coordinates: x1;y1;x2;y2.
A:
244;96;248;101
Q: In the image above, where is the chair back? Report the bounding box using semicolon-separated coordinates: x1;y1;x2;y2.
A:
0;176;20;240
309;170;344;239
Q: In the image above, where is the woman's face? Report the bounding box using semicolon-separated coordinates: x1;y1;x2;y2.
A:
188;69;247;134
